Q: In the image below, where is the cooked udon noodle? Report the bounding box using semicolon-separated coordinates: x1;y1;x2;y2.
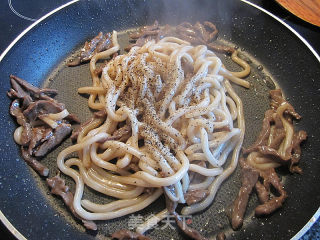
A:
57;30;249;231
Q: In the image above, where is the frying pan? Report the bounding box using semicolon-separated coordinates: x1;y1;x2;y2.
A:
0;0;319;239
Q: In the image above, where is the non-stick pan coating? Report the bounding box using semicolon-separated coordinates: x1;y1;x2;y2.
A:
0;0;319;239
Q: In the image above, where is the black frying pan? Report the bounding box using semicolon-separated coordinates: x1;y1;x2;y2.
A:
0;0;319;239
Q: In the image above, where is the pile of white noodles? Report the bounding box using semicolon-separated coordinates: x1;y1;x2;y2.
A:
57;31;249;232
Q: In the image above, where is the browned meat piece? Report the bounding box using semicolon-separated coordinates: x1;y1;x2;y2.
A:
255;196;286;216
231;158;259;230
47;173;97;230
35;123;72;157
243;109;275;154
173;212;208;240
164;193;208;240
257;145;291;161
231;89;306;231
184;189;209;205
130;21;160;39
176;21;234;54
8;75;80;177
130;29;160;40
176;23;199;44
20;123;32;146
194;22;209;42
9;77;31;100
255;168;287;216
23;100;65;122
255;181;269;204
126;35;155;50
112;125;132;141
68;32;112;66
216;232;226;240
96;125;132;144
206;42;235;54
10;99;28;126
21;148;49;176
10;100;32;145
127;21;235;55
270;89;301;119
10;75;58;99
28;127;53;154
290;130;307;173
64;113;81;123
203;21;218;41
111;229;151;240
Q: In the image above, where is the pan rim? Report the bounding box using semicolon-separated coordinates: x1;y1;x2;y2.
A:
0;0;319;239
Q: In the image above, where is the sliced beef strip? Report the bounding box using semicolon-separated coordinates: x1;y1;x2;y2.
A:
47;173;97;230
255;181;269;204
184;189;209;206
232;89;306;230
175;21;234;54
173;212;209;240
195;22;209;41
21;148;49;177
10;77;31;100
111;230;151;240
165;194;208;240
21;95;33;109
112;125;132;142
35;123;72;157
23;99;65;122
270;89;301;119
20;123;33;146
94;32;112;53
243;109;274;154
257;145;291;161
255;168;287;216
10;99;32;145
206;42;235;54
10;99;28;126
216;232;226;240
10;75;58;99
203;21;219;41
231;158;259;230
94;125;132;144
127;21;235;54
28;127;53;155
64;113;81;123
68;32;112;66
290;130;307;174
8;75;80;177
129;20;160;39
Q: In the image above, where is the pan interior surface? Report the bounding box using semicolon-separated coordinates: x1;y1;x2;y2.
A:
0;0;319;240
